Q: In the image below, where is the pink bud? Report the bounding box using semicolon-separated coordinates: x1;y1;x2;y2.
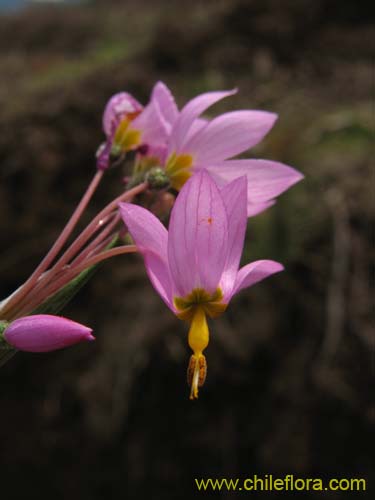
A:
3;314;95;353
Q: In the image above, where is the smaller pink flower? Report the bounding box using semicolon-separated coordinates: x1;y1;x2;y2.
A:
3;314;94;353
119;171;283;399
102;91;143;137
97;82;178;170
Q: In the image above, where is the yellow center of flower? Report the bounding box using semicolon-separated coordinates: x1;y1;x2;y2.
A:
165;153;194;190
174;288;227;400
113;114;142;152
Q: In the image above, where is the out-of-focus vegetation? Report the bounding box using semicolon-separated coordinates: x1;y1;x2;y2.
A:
0;1;372;499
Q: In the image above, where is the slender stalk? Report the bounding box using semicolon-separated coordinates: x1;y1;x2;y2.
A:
0;170;104;317
81;234;117;260
2;181;147;320
14;245;137;319
71;245;137;273
43;182;147;280
70;213;120;267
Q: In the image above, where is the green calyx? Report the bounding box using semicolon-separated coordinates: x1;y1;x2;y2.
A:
146;167;170;190
0;320;16;367
0;320;11;349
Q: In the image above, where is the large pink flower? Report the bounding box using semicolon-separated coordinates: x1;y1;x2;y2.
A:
119;171;283;399
164;89;303;216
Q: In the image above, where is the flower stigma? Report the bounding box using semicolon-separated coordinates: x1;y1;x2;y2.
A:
174;288;227;399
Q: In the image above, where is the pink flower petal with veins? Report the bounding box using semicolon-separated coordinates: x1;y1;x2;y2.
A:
231;260;284;299
131;97;170;147
185;117;208;142
151;81;179;131
246;200;276;217
206;159;303;216
168;170;228;297
119;202;173;309
185;111;277;163
169;89;237;154
218;176;248;300
119;171;285;312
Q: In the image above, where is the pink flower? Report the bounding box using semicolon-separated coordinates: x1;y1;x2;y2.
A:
3;314;94;353
164;89;303;216
102;91;143;136
119;171;283;399
97;81;178;170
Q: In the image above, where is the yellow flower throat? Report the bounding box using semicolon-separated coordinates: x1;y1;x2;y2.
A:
113;114;142;152
165;153;194;190
174;288;227;400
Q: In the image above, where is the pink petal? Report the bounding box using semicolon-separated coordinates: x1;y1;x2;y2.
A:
131;98;169;147
4;314;94;353
206;159;303;216
168;89;237;154
185;110;277;163
186;117;208;141
218;176;248;300
168;170;228;297
151;81;179;130
247;200;276;217
231;260;284;299
119;203;173;309
103;92;143;136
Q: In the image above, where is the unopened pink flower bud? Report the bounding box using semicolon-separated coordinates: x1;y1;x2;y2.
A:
3;314;95;353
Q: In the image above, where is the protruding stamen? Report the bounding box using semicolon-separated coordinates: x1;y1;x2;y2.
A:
185;307;210;399
175;292;225;400
187;354;207;400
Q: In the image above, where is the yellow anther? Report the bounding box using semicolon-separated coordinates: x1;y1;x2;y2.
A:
187;353;207;400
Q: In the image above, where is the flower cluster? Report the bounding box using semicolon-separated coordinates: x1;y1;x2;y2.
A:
0;82;303;400
98;81;302;216
108;82;303;398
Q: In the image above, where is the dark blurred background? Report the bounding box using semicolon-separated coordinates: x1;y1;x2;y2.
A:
0;0;372;498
